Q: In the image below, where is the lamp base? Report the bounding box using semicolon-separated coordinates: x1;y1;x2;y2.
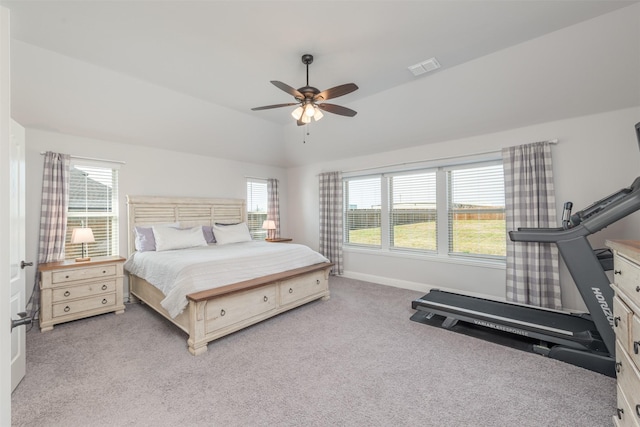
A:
75;257;91;262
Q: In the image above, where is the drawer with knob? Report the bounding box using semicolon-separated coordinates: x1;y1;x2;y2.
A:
52;281;116;303
52;293;116;318
278;270;328;306
204;285;277;332
52;265;116;284
614;254;640;309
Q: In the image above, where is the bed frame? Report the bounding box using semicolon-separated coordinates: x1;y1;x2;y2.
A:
126;195;332;355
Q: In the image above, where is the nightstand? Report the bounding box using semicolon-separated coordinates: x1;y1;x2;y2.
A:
38;256;126;332
265;238;292;243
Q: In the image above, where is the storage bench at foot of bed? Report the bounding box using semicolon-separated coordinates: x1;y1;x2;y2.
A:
130;262;333;355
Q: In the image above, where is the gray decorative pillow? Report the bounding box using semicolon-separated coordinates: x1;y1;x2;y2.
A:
202;226;216;244
134;222;179;252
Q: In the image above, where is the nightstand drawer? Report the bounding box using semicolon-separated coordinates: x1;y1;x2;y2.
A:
52;280;116;303
52;293;116;318
52;265;117;284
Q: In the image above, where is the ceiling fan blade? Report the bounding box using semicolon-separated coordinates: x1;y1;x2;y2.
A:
271;81;304;100
317;103;357;117
314;83;358;102
251;103;299;111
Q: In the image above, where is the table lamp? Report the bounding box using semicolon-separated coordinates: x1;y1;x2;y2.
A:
71;227;95;262
262;220;276;240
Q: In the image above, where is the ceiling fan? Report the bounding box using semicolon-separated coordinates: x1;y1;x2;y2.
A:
251;54;358;126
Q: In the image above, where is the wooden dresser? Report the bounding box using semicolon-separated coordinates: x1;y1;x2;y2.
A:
608;240;640;427
39;256;126;331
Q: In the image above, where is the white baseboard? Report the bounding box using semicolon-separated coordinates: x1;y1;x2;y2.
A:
340;270;506;301
341;271;433;294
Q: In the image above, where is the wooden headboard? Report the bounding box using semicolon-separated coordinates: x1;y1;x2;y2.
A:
126;195;246;256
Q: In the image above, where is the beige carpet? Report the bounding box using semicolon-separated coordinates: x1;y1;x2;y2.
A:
11;276;615;426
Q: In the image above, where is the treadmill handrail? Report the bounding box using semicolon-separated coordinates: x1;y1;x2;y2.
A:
510;176;640;243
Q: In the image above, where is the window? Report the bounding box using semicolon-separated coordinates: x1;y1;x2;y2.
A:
246;179;268;239
344;177;381;247
389;172;437;251
65;162;119;260
343;158;506;262
447;163;505;257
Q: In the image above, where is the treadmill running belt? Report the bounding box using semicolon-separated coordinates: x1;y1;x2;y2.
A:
415;290;598;335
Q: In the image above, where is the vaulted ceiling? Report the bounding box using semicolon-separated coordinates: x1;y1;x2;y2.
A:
3;1;639;167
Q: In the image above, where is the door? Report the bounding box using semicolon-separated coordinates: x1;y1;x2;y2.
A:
1;6;12;424
10;120;27;392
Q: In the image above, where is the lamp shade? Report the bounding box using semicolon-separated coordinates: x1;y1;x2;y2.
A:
71;227;95;244
262;220;276;230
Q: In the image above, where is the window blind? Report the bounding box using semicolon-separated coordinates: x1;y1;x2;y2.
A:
388;171;437;251
65;164;119;260
447;163;505;258
344;177;382;247
246;179;268;239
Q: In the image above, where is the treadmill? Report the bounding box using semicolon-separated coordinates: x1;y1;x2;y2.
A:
412;166;640;377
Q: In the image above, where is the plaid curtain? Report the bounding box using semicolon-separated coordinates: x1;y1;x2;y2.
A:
319;171;343;275
29;152;71;320
502;142;560;309
267;178;280;239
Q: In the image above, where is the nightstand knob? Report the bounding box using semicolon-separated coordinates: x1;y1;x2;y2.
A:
615;362;622;373
316;279;320;285
263;296;268;302
101;284;108;291
65;275;69;279
64;291;71;297
614;270;622;275
64;306;70;313
220;309;226;316
614;316;621;327
636;404;640;417
102;270;107;274
617;407;624;420
634;341;639;354
102;299;107;304
636;286;640;293
289;288;293;294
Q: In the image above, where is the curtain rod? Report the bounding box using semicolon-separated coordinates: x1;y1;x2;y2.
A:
40;152;126;165
341;139;558;175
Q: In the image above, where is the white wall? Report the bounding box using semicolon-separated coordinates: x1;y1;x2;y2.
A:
24;129;287;300
287;107;640;311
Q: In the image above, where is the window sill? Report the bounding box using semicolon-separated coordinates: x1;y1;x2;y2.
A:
343;245;506;270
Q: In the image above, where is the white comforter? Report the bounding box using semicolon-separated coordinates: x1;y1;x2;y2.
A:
124;241;330;318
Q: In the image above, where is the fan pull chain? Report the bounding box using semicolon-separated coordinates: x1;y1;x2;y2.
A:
302;124;310;144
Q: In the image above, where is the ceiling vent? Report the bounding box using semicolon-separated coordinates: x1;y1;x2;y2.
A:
408;57;441;76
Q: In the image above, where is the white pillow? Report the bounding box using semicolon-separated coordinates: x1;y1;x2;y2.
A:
134;222;179;252
212;222;252;245
152;225;208;251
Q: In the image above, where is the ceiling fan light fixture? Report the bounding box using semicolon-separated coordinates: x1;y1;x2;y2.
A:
291;106;304;120
313;107;324;121
304;103;316;117
301;114;311;124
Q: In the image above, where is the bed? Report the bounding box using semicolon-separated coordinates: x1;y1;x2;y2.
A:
125;195;332;355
